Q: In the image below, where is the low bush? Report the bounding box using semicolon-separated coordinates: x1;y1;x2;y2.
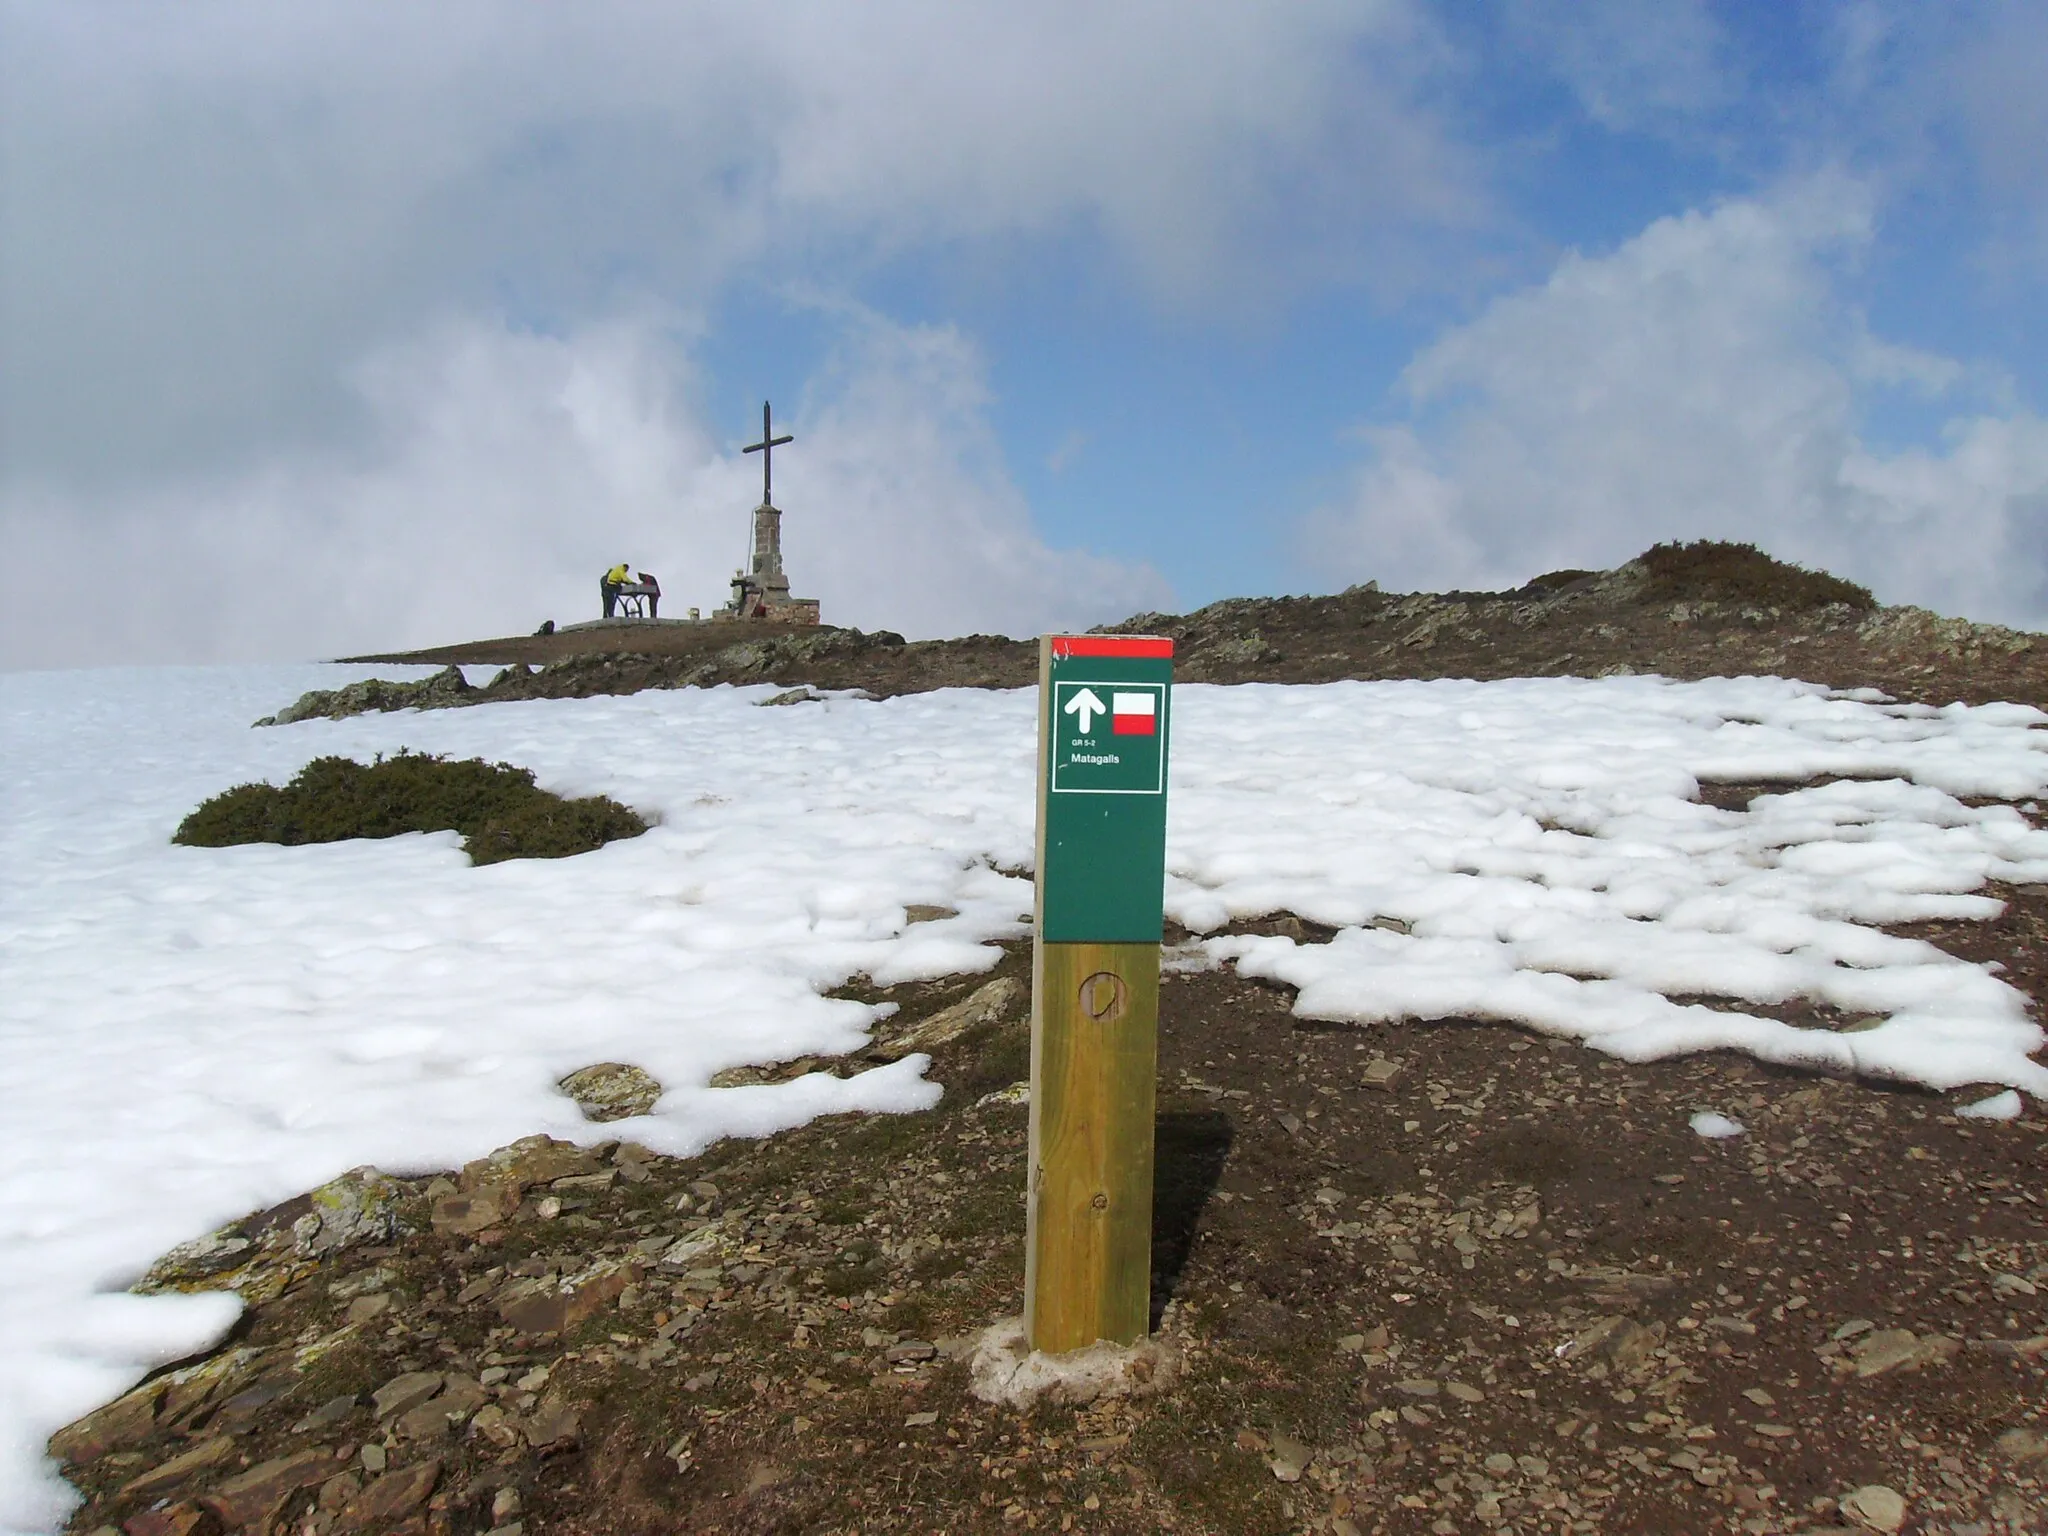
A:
1524;568;1597;592
173;751;647;865
1632;540;1876;611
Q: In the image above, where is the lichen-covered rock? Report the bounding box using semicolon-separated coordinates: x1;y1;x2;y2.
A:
1857;605;2036;658
254;665;473;726
301;1166;406;1254
461;1135;602;1195
872;975;1026;1061
558;1062;664;1121
138;1167;405;1300
709;1056;824;1088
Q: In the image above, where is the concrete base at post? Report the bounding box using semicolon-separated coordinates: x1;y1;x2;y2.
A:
967;1316;1182;1410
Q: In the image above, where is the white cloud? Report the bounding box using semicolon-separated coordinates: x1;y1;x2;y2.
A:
1308;175;2048;625
1498;0;1730;133
0;311;1169;667
1047;431;1088;476
0;0;1463;666
788;319;1169;639
0;0;1483;486
1807;3;2048;282
1940;1;2048;273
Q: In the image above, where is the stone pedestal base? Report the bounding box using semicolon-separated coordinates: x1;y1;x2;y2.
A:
713;597;820;625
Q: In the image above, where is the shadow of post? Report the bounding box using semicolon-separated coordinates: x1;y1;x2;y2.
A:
1150;1108;1234;1329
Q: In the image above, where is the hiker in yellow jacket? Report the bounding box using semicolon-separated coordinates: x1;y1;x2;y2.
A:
601;562;631;618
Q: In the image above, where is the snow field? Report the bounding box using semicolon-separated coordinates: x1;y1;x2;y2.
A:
4;665;2048;1528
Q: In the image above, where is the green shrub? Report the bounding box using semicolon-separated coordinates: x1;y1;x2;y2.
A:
173;751;647;865
1632;540;1875;611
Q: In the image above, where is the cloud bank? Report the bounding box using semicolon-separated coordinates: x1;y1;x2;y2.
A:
0;313;1170;667
0;0;1476;489
1311;176;2048;624
0;0;1468;667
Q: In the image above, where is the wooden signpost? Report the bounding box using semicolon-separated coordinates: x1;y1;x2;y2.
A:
1026;634;1173;1353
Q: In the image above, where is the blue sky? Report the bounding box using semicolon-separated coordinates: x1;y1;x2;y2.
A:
3;1;2046;666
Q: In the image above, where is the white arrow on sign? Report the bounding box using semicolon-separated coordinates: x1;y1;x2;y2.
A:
1063;687;1107;733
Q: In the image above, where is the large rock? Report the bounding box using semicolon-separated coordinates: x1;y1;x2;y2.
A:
118;1436;237;1501
1994;1426;2048;1464
139;1167;404;1300
430;1185;517;1237
657;1225;731;1273
1561;1316;1663;1373
336;1458;441;1533
496;1256;641;1336
255;667;473;727
117;1504;213;1536
522;1393;583;1451
47;1376;166;1463
145;1347;268;1434
1839;1483;1908;1532
1848;1329;1959;1378
392;1376;487;1441
200;1448;335;1530
709;1057;825;1088
431;1135;605;1235
371;1371;445;1421
872;975;1026;1061
558;1062;663;1121
460;1136;600;1197
298;1167;406;1255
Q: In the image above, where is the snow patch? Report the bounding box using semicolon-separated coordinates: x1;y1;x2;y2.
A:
1689;1112;1746;1139
1955;1089;2024;1121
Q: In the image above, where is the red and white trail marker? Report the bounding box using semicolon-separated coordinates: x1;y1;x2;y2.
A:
1111;691;1157;736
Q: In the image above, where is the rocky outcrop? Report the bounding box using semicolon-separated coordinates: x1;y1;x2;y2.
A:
254;665;476;726
1856;604;2037;660
139;1166;406;1303
868;975;1026;1061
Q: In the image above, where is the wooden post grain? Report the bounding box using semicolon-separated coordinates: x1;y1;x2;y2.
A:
1025;939;1159;1350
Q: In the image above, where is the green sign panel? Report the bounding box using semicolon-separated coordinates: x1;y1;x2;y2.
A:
1037;636;1173;943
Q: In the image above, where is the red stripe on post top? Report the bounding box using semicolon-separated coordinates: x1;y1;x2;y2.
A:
1050;636;1174;659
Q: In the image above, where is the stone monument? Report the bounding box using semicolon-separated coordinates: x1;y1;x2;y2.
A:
715;401;821;624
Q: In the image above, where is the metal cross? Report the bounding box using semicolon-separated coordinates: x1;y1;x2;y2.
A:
742;400;794;505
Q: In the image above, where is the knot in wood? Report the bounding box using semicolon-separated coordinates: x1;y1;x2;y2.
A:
1078;971;1129;1023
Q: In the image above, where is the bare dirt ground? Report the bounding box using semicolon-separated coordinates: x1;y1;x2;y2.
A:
54;924;2048;1536
55;548;2048;1535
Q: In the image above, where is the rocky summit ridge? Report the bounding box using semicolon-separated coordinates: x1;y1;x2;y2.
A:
311;543;2045;725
